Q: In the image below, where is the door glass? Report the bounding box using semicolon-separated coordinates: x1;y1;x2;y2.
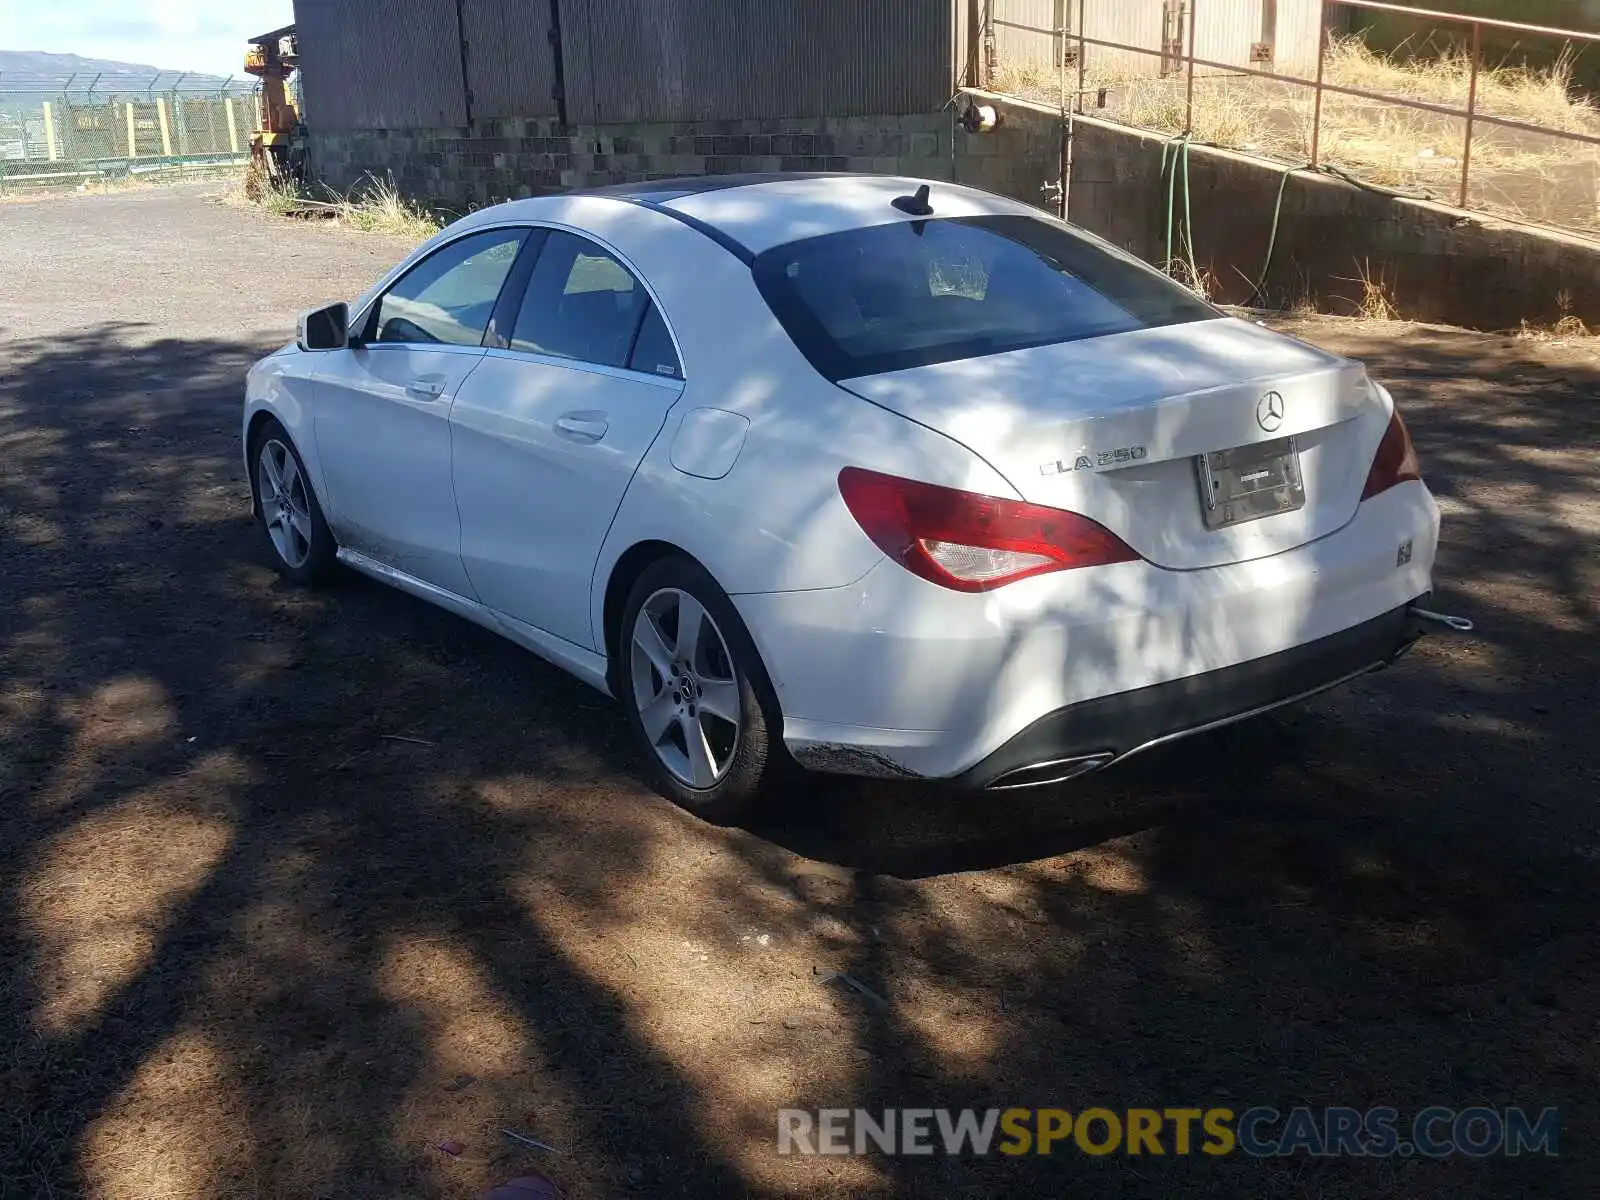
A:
627;303;682;379
510;231;650;369
372;229;526;347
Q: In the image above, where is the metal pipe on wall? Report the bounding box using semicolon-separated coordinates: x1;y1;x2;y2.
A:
967;0;983;88
984;0;997;88
1311;0;1329;165
1056;0;1068;219
1184;0;1197;135
1459;19;1482;209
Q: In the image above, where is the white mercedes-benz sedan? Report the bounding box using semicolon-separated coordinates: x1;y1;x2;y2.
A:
244;172;1455;819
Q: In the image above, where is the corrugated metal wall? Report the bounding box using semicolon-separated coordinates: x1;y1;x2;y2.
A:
295;0;468;129
1193;0;1266;73
994;0;1061;69
991;0;1165;76
461;0;560;119
1193;0;1322;73
560;0;956;123
1080;0;1167;78
991;0;1323;78
295;0;962;129
1274;0;1328;73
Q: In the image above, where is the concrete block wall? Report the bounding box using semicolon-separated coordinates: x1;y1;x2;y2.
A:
310;113;955;211
308;96;1600;331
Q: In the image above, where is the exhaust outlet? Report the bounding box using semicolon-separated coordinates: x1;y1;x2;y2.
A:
1409;607;1475;634
986;752;1115;791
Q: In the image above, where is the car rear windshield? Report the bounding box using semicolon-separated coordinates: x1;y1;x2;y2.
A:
752;214;1218;381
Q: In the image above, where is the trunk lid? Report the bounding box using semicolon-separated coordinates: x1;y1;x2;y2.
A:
840;317;1388;570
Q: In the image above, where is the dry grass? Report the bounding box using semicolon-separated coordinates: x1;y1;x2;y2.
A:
993;35;1600;231
257;173;305;218
1325;36;1592;135
991;60;1069;104
1340;258;1402;321
235;166;442;240
327;172;442;240
1515;289;1596;341
1126;80;1260;151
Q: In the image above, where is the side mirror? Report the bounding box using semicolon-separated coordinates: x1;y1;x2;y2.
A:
298;302;350;352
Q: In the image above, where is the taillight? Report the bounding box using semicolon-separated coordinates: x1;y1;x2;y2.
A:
1361;409;1422;500
837;467;1140;592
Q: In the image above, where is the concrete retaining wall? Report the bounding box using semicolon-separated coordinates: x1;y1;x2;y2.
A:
952;92;1600;331
307;95;1600;332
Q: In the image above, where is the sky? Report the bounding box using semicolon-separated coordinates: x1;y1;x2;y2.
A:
3;0;297;78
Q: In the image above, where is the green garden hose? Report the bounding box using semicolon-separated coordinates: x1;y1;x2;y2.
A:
1160;133;1202;292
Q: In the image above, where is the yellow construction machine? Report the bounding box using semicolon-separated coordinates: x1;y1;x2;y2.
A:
243;24;304;193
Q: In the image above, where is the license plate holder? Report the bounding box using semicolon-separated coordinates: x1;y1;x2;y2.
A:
1196;436;1306;530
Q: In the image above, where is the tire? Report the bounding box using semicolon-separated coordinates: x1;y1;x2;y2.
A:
248;417;337;585
617;556;783;821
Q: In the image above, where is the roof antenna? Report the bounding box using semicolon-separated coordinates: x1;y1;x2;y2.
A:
892;184;934;217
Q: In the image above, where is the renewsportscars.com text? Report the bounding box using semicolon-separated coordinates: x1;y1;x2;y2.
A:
777;1106;1560;1159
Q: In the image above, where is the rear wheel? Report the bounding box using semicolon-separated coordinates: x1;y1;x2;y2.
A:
249;418;336;584
618;557;781;821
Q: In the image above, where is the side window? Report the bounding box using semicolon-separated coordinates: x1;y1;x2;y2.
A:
371;229;526;347
628;303;682;380
510;231;650;369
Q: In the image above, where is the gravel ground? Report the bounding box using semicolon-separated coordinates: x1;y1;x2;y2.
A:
1;184;1597;1199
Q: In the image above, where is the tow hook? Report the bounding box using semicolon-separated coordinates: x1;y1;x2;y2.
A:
1409;607;1475;634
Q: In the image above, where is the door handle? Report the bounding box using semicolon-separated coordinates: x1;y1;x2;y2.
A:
554;413;609;443
406;377;446;399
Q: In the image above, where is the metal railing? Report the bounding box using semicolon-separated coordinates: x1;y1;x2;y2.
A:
987;0;1600;232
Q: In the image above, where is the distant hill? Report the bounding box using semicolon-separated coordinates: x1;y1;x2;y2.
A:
0;49;228;85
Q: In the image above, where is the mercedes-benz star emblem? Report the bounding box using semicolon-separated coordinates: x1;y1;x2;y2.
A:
1256;391;1286;433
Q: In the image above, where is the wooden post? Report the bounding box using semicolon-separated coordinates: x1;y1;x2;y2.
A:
156;97;174;156
225;97;241;153
125;102;139;157
42;101;59;161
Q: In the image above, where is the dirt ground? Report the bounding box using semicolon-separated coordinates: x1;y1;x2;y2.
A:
1;184;1597;1199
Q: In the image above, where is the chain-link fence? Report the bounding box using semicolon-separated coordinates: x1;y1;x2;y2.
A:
0;74;263;191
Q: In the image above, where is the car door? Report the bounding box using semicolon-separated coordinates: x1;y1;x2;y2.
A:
450;228;686;649
314;226;528;595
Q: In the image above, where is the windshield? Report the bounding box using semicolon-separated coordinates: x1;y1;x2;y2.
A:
752;214;1218;381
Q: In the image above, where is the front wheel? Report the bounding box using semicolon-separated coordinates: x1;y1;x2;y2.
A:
249;418;337;584
618;557;782;821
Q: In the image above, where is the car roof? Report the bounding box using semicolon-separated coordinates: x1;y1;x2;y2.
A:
461;173;1037;261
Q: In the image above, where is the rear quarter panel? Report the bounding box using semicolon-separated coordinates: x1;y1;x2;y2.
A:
580;197;1019;652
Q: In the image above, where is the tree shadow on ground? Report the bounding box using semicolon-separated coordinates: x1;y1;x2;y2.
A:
0;320;1596;1200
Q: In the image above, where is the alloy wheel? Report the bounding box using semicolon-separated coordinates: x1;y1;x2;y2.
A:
630;587;743;789
257;438;314;570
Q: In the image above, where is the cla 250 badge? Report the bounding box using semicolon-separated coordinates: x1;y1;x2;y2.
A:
1039;445;1148;476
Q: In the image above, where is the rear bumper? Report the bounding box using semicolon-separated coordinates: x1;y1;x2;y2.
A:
737;481;1442;782
955;600;1420;789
